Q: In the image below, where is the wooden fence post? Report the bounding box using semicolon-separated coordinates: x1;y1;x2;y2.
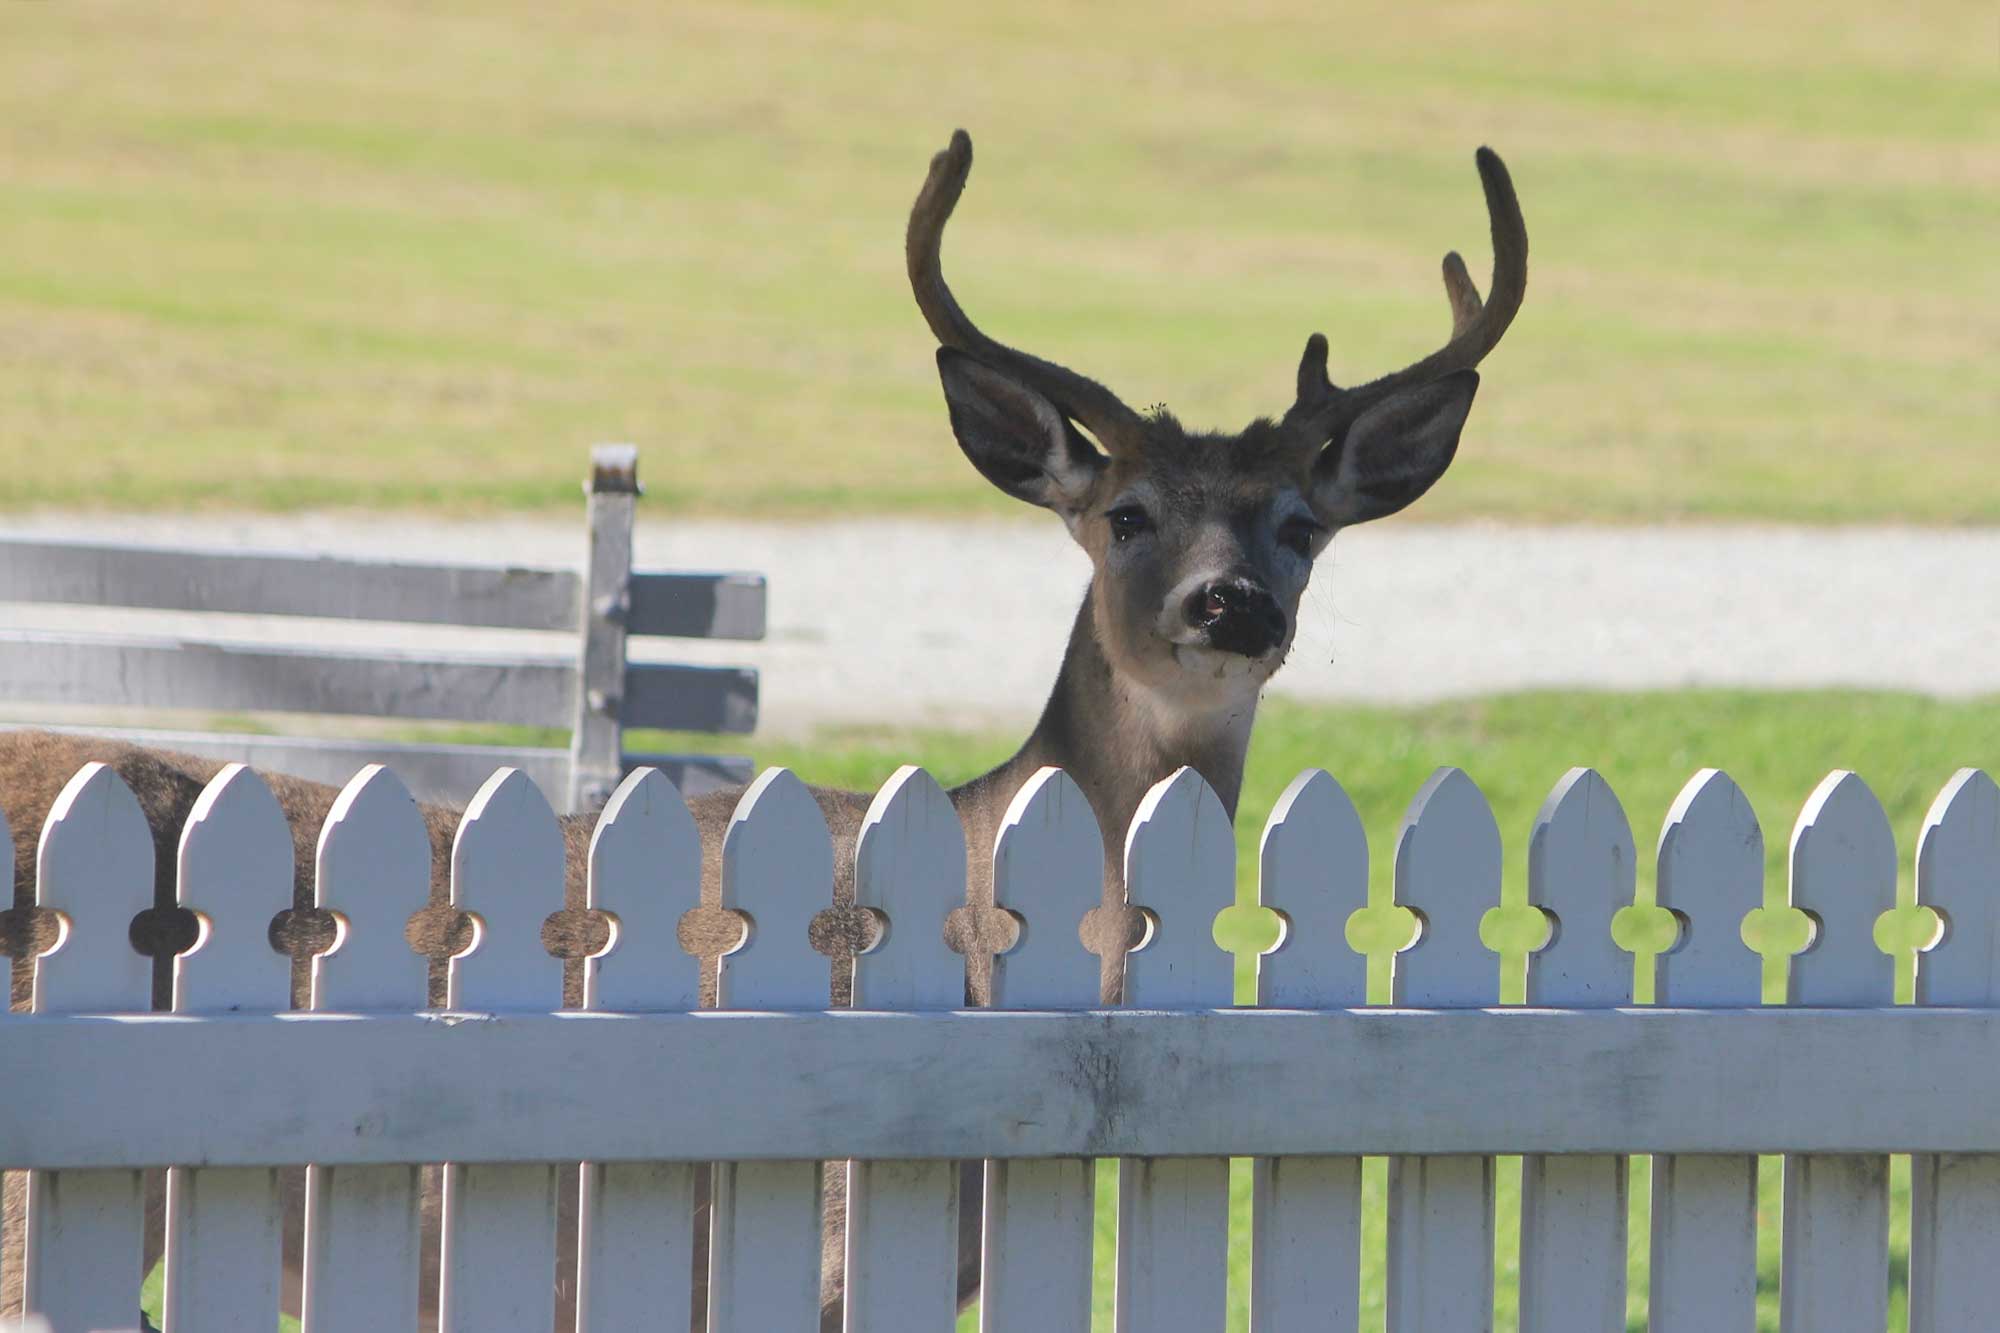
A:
568;444;640;815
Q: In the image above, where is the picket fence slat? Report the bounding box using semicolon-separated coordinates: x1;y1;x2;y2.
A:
709;769;833;1333
1519;768;1633;1333
1116;769;1234;1333
438;770;567;1333
1520;771;1634;1325
1909;768;2000;1333
1648;768;1763;1333
574;767;709;1331
844;767;965;1333
1251;769;1367;1333
0;630;758;735
982;768;1101;1333
301;766;432;1333
1387;767;1500;1333
165;765;292;1333
1780;771;1896;1333
22;765;153;1333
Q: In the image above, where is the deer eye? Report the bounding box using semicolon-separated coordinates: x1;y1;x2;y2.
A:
1107;506;1153;543
1278;517;1322;557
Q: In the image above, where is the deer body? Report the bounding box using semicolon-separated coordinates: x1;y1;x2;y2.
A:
2;130;1525;1332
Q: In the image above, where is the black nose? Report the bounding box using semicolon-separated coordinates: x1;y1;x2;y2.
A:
1183;579;1288;658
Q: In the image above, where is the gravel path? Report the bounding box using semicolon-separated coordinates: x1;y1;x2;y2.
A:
6;513;1998;736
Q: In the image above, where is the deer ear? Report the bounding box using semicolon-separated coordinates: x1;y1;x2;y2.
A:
936;349;1105;511
1310;371;1477;527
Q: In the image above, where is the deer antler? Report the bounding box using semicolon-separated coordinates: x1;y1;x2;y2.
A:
1283;146;1527;436
908;130;1148;456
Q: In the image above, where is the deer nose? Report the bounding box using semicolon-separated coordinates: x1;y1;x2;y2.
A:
1184;579;1288;658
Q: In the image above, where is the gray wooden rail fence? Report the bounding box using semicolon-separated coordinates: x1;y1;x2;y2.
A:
0;445;762;812
2;757;1997;1331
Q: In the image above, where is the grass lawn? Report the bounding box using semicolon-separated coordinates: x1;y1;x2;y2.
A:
2;1;1995;522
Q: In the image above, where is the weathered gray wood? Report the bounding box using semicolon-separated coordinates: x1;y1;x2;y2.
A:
439;770;566;1333
0;631;757;735
0;535;583;631
709;770;833;1333
0;537;767;640
302;766;431;1333
982;767;1099;1333
166;765;291;1332
22;764;152;1333
1910;768;2000;1333
577;768;704;1333
1388;767;1498;1333
1781;771;1895;1333
1649;769;1763;1333
845;767;966;1332
3;725;752;806
621;660;759;735
11;1009;2000;1168
1251;770;1366;1333
570;444;640;812
1519;768;1631;1333
627;570;766;641
1117;769;1233;1333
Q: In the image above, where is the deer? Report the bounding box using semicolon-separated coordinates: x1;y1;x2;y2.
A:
1;129;1526;1331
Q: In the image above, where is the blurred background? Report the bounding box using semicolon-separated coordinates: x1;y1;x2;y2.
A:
2;7;1996;1325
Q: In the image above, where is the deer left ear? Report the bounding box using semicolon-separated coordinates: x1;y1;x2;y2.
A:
1309;370;1478;527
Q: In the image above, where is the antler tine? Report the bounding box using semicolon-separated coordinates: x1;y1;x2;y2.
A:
1287;146;1528;436
907;130;1147;455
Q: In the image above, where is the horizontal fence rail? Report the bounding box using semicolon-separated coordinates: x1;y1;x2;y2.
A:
1;757;1994;1333
0;630;759;733
0;536;767;640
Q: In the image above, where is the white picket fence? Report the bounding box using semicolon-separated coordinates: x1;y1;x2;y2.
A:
3;757;1998;1332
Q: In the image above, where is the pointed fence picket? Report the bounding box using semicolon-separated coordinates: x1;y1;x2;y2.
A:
1648;768;1764;1333
1115;768;1235;1333
1250;769;1367;1333
1780;771;1897;1333
1386;767;1501;1333
574;766;706;1333
1909;768;2000;1333
9;757;2000;1333
22;765;154;1333
301;765;433;1333
843;766;967;1333
1519;768;1634;1333
708;768;833;1333
981;767;1102;1333
165;765;294;1333
438;768;568;1333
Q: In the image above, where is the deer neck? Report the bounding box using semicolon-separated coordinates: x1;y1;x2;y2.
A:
953;586;1261;882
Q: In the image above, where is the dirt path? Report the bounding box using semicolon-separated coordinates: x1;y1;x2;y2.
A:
7;514;1997;735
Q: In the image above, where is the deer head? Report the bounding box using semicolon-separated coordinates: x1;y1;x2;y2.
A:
908;131;1526;714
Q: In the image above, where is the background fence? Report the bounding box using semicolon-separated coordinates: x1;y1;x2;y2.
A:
3;756;1997;1331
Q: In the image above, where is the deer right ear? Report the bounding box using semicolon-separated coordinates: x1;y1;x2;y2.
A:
936;349;1106;512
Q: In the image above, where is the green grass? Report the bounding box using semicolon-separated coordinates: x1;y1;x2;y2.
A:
440;689;1998;1331
2;1;1995;521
